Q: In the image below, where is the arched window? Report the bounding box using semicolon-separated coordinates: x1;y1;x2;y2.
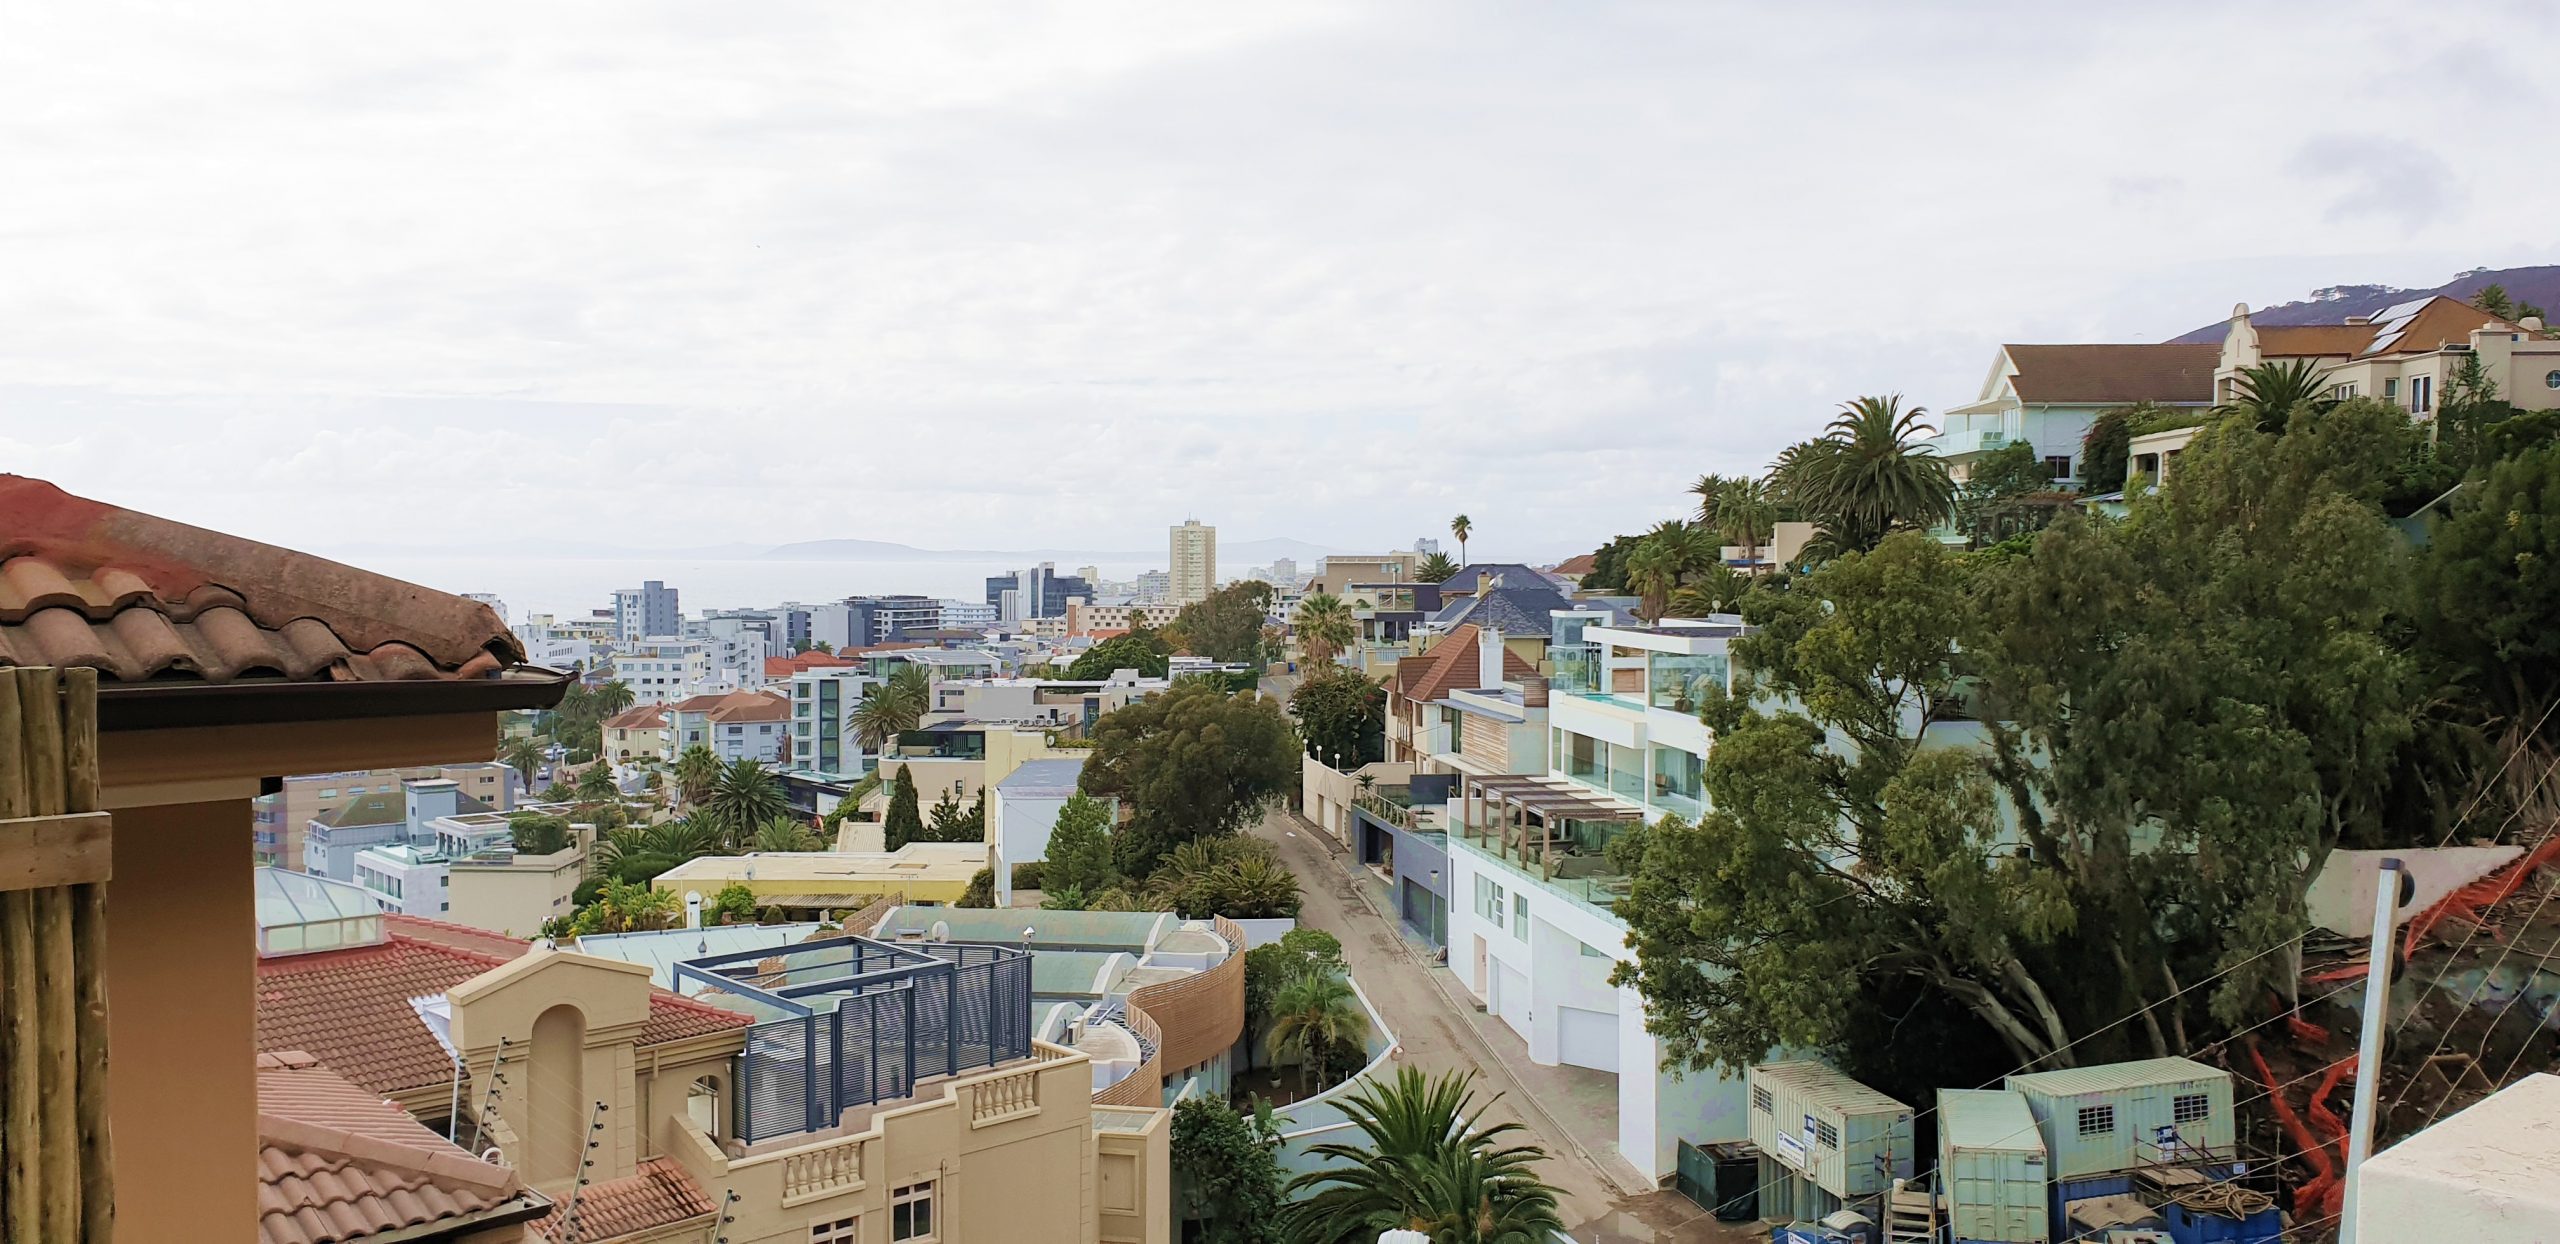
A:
526;1004;587;1185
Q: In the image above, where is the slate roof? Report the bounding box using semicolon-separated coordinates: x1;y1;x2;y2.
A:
1435;563;1563;595
531;1158;713;1243
256;917;751;1097
2003;344;2220;405
1430;583;1578;635
322;793;406;830
258;1050;543;1244
0;475;527;683
1394;624;1539;706
997;757;1087;797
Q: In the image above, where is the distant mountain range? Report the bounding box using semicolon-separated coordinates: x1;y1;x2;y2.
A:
2169;264;2560;344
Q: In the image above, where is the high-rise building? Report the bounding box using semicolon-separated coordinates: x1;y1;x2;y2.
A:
983;563;1091;621
1075;565;1101;586
1134;570;1172;604
1169;520;1217;605
609;580;679;642
1270;557;1298;588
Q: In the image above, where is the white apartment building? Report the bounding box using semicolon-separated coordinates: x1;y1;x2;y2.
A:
941;598;1000;628
611;580;680;642
608;638;712;705
513;614;598;673
1443;614;1756;1184
353;797;585;930
687;613;779;690
789;667;876;778
352;843;449;918
1169;520;1216;605
1133;570;1172;604
665;690;792;765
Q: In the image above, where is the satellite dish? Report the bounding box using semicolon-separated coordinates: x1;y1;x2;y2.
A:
930;920;951;943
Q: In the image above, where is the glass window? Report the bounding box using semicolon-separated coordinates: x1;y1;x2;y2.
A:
1751;1085;1772;1113
810;1216;859;1244
2172;1093;2210;1124
2411;374;2434;413
892;1182;935;1241
1474;875;1504;927
2043;455;2073;480
1646;651;1729;709
1512;893;1527;940
2077;1104;2115;1136
1814;1120;1839;1149
2546;369;2560;390
1652;746;1704;813
2384;377;2399;398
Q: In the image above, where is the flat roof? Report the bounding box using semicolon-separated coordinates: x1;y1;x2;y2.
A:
1752;1060;1911;1118
1939;1089;2045;1154
2361;1073;2560;1217
998;758;1088;796
650;842;985;887
884;906;1173;952
2008;1056;2225;1098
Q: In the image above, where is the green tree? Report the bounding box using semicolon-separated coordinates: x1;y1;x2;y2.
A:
1268;972;1368;1094
2079;403;2154;494
673;744;721;809
1170;581;1274;665
751;816;822;852
576;764;618;802
922;787;986;843
1291;666;1386;768
706;883;759;925
593;680;636;715
1954;442;2063;546
1623;519;1719;622
1292;592;1358;668
2473;282;2517;319
959;867;995;909
1416;551;1459;583
2421;444;2560;734
1079;679;1300;873
501;737;547;790
704;759;789;846
1243;927;1345;1068
882;765;924;852
853;666;930;754
570;880;682;935
1283;1068;1562;1244
2216;358;2336;434
1450;514;1472;565
508;812;573;855
1065;633;1171;681
1713;475;1776;565
1042;793;1119;896
1770;395;1957;554
1170;1097;1285;1244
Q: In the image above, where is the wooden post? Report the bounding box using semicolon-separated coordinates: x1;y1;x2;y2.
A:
0;668;113;1243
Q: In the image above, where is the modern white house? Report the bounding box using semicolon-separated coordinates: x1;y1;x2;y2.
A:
608;637;713;705
989;758;1111;907
1441;614;1760;1184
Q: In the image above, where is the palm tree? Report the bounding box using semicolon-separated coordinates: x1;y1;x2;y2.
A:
752;816;823;853
672;744;721;809
1687;473;1734;524
1714;475;1775;567
594;680;636;715
1267;971;1369;1095
576;764;618;802
1416;551;1459;583
704;759;789;846
851;667;929;755
1666;563;1744;621
1623;520;1717;622
501;736;546;789
1284;1068;1563;1244
1449;514;1472;566
1294;593;1358;667
1775;395;1955;555
2217;358;2336;434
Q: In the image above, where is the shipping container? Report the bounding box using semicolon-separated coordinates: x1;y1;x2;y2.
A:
2004;1057;2235;1181
1938;1089;2049;1244
1747;1061;1916;1202
1675;1139;1760;1222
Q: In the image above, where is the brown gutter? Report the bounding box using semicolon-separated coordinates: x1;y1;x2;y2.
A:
94;667;573;732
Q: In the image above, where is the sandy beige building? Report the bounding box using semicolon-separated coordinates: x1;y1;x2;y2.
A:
253;760;517;870
600;704;670;766
651;840;987;908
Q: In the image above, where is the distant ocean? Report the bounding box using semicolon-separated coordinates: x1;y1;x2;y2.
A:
338;555;1164;621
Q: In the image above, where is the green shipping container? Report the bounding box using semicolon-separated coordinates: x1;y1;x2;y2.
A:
1937;1090;2048;1243
2005;1056;2236;1181
1746;1060;1915;1201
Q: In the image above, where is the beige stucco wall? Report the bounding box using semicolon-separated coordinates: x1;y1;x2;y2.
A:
447;848;585;938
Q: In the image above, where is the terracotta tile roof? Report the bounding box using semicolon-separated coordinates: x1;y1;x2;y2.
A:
2003;344;2220;404
1393;624;1538;705
2256;295;2512;360
257;924;751;1097
0;475;527;684
532;1158;712;1242
601;705;668;731
384;913;541;960
767;651;856;677
258;1051;542;1244
1551;554;1598;576
668;689;789;724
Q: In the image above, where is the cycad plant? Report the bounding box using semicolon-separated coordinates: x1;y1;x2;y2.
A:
1283;1068;1563;1244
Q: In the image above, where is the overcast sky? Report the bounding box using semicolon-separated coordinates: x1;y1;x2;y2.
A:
6;1;2554;565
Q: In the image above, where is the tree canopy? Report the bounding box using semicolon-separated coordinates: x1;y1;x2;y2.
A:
1065;632;1171;681
1040;793;1118;896
882;764;924;851
1292;666;1385;767
1168;580;1274;665
1170;1097;1285;1244
1078;679;1300;873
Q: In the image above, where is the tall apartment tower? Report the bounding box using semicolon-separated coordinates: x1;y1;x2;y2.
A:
1169;520;1217;605
610;580;680;642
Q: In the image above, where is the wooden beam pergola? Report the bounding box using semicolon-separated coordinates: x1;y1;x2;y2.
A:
1457;773;1643;880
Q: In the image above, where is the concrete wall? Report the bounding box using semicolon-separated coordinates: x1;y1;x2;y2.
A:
2305;846;2521;938
447;849;584;938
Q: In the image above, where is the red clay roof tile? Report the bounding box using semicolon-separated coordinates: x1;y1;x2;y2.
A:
2003;344;2220;404
258;1052;541;1244
1392;624;1537;705
256;921;751;1098
531;1158;713;1242
0;475;527;684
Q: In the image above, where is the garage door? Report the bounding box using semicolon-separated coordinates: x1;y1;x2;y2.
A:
1493;961;1531;1039
1557;1006;1619;1072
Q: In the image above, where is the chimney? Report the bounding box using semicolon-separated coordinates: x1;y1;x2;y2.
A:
1478;626;1504;690
685;890;703;929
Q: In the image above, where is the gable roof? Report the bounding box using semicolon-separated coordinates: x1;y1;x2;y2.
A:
601;704;668;731
1431;583;1577;635
1436;563;1563;595
1551;554;1598;577
2255;295;2513;361
532;1158;713;1242
1394;624;1538;705
2004;344;2219;404
0;475;530;684
322;792;406;830
666;689;789;722
256;918;751;1097
257;1050;544;1244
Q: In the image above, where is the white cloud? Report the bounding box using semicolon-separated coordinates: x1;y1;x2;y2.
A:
2;0;2553;566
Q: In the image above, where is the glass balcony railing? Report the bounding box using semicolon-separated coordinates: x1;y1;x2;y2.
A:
1549;644;1599;696
1455;820;1634;922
